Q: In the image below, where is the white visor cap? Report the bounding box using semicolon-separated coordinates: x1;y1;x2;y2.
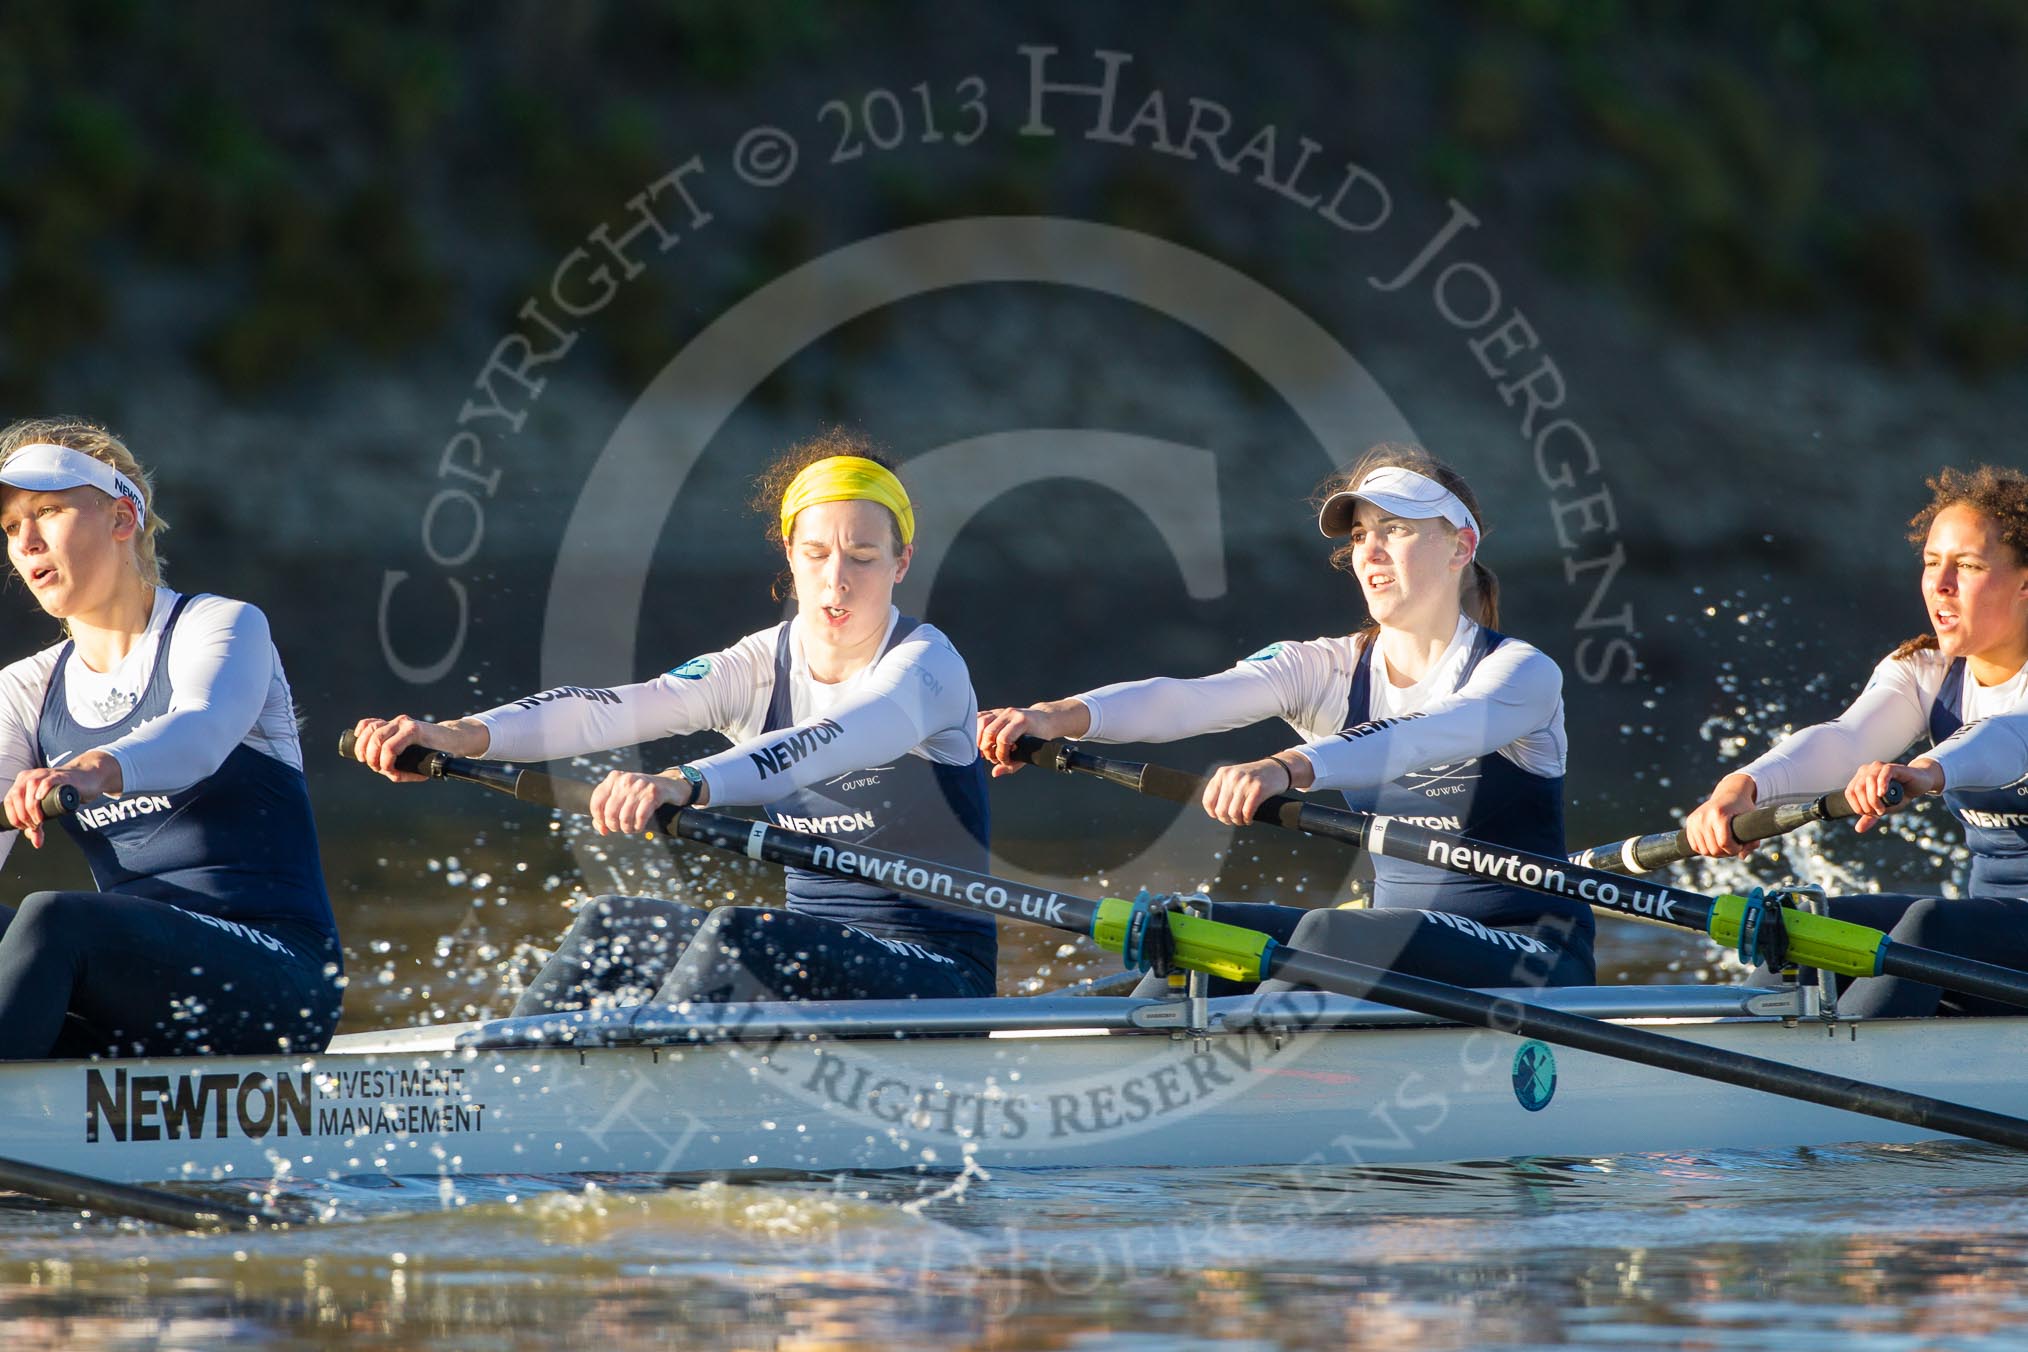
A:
1318;465;1477;543
0;443;146;529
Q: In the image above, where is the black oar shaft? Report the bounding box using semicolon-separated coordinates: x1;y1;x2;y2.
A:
667;806;1097;934
1011;738;1724;934
0;1157;271;1231
1007;737;2028;1003
338;737;1108;940
661;796;2028;1148
1263;946;2028;1148
1880;945;2028;1010
669;813;2028;1149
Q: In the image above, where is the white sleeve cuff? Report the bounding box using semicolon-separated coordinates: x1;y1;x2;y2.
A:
106;746;140;796
1073;695;1102;740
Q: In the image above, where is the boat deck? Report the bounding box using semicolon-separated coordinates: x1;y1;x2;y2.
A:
18;984;2021;1187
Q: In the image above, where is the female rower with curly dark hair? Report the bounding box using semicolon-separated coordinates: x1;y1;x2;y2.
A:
1687;464;2028;1016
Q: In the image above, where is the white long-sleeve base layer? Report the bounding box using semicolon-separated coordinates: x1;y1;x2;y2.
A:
0;589;305;872
1075;615;1567;789
469;609;980;806
1741;648;2028;803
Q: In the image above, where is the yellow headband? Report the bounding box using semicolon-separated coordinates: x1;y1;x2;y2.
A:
778;455;915;546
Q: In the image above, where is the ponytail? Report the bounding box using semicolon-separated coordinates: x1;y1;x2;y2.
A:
1890;632;1939;661
1467;560;1500;629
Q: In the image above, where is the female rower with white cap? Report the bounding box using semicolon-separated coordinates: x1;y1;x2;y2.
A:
1686;464;2028;1017
980;443;1593;993
0;419;343;1059
352;431;997;1011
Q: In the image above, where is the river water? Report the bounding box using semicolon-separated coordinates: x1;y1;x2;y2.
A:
3;1141;2027;1348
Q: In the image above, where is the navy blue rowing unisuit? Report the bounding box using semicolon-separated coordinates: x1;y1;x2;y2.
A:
1931;657;2028;900
1340;626;1593;962
760;616;996;985
0;592;342;1059
37;595;337;940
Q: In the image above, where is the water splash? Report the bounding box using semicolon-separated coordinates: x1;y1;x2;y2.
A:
1646;584;1973;977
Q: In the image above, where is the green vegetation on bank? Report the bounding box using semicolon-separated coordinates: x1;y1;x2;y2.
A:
0;0;2020;402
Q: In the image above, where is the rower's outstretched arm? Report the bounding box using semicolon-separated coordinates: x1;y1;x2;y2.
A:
0;656;45;869
683;634;975;806
1;645;94;857
1929;710;2028;792
471;635;769;762
1741;655;1929;804
1077;638;1343;744
1295;640;1561;790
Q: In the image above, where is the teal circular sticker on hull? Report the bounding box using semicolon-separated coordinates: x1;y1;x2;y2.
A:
1512;1040;1556;1112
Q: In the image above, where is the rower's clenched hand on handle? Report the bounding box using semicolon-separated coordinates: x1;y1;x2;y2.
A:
1687;761;1933;855
1201;750;1316;826
588;770;697;835
349;716;491;783
3;754;119;848
977;701;1091;777
1683;772;1761;859
1847;758;1942;832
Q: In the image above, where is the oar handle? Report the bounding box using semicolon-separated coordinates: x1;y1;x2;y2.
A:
338;732;599;815
1008;736;1317;832
338;729;439;776
1573;782;1904;874
36;784;81;818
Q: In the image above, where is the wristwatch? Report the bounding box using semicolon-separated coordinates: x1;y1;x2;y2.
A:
677;763;708;806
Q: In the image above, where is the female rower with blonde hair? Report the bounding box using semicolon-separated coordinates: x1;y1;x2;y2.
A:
980;443;1593;993
0;418;342;1059
353;430;997;1010
1686;465;2028;1016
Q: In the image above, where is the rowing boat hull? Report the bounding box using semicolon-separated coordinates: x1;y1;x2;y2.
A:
16;989;2027;1187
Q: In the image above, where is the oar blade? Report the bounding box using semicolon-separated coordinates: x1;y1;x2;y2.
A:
0;1157;280;1231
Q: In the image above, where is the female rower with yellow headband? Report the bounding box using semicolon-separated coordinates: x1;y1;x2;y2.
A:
352;432;997;1008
